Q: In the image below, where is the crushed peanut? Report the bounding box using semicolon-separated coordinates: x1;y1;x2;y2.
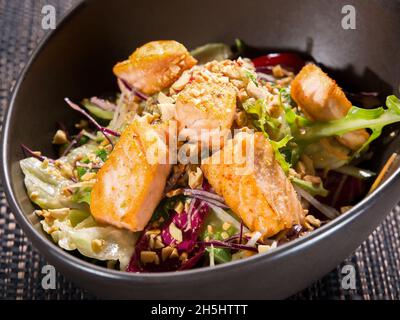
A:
222;222;231;231
161;246;174;261
166;188;183;198
258;245;271;253
172;71;191;91
188;167;203;189
41;158;49;169
91;239;105;253
145;229;161;236
221;231;229;240
179;252;188;262
169;248;179;259
272;65;285;78
52;130;68;145
304;221;314;231
30;191;39;201
140;251;158;265
149;235;155;249
154;238;165;249
48;208;70;219
340;206;353;214
305;215;321;228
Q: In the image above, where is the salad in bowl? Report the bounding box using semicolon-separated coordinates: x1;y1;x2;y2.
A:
19;40;400;272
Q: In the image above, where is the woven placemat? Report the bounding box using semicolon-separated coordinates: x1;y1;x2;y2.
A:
1;0;399;300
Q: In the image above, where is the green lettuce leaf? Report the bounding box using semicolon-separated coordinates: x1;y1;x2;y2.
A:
41;213;137;270
190;43;233;65
243;99;293;172
20;158;81;209
294;95;400;156
20;144;98;210
291;177;329;197
82;99;114;120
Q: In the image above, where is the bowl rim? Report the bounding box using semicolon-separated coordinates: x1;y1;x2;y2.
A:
1;0;400;283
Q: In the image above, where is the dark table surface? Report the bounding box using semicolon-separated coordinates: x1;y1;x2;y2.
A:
1;0;399;300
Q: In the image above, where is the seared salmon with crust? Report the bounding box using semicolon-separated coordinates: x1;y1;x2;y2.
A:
174;76;237;132
201;131;304;238
90;117;171;232
113;40;197;95
291;64;369;150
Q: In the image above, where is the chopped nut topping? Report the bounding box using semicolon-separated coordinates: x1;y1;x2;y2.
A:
149;235;155;249
180;252;188;262
154;238;165;249
169;248;179;259
305;215;321;228
55;161;74;179
140;251;158;265
188;167;203;189
221;231;229;240
258;245;271;253
145;229;161;236
161;246;174;261
222;222;231;231
272;65;285;78
52;130;68;145
48;208;70;219
41;158;49;169
30;191;39;201
166;188;183;198
172;70;191;91
304;221;314;231
91;239;105;253
47;226;59;234
340;206;353;214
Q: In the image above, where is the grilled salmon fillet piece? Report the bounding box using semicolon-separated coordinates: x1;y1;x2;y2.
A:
90;117;171;232
175;76;237;132
113;40;197;95
291;64;369;150
201;131;304;238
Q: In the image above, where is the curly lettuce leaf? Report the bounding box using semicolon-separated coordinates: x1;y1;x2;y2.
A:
291;177;329;197
243;99;293;172
42;213;137;270
294;95;400;155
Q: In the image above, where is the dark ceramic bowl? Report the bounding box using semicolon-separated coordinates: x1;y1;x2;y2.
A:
2;0;400;299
